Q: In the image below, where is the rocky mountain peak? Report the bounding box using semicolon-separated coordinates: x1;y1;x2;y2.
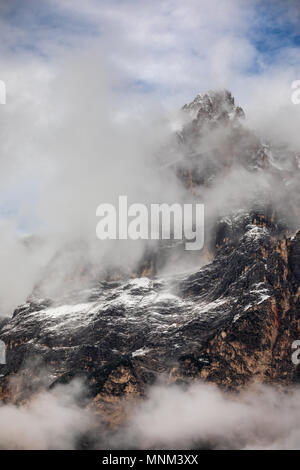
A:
0;90;299;448
182;88;245;123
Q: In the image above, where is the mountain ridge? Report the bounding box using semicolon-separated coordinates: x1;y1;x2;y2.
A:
0;89;299;437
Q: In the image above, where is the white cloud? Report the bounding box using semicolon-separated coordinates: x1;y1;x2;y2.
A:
0;379;96;450
123;381;300;449
0;0;299;315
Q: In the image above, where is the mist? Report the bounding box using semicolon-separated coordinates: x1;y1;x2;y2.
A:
0;379;97;450
0;0;299;315
0;3;299;453
114;381;300;450
1;377;300;450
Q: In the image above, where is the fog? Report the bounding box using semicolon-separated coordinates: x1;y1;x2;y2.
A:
0;52;299;314
1;377;300;449
119;381;300;450
0;379;97;450
0;0;299;450
0;0;299;315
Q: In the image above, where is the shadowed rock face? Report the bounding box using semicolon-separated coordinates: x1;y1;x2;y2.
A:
0;90;299;428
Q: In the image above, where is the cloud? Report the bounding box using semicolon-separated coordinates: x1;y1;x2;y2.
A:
2;376;300;449
122;381;300;449
0;0;300;452
0;0;299;314
46;0;256;104
0;379;97;450
0;220;53;315
44;0;300;106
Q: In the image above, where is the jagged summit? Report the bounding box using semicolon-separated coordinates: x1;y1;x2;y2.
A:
0;90;299;443
176;89;300;193
182;89;245;123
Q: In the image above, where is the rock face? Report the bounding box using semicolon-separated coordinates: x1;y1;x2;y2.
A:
0;90;299;428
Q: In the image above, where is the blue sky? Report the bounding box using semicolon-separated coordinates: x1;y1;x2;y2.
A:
252;1;300;63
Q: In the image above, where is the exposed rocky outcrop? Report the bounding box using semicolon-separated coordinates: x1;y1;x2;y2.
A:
0;90;299;431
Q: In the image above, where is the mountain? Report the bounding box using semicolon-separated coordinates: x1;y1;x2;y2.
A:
0;90;299;440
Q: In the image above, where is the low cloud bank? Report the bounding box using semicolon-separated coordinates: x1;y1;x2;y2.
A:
0;380;97;450
1;379;300;449
122;381;300;450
